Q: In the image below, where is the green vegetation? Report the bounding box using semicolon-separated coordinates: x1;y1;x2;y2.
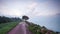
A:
22;15;29;20
0;21;20;34
28;23;42;34
27;22;56;34
0;16;22;34
0;16;21;24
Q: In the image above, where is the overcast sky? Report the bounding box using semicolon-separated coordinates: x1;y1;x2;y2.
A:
0;0;60;32
0;0;60;17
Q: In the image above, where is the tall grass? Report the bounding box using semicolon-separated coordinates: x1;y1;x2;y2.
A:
0;21;20;34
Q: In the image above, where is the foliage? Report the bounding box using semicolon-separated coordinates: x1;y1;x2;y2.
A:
27;22;42;34
0;16;22;34
0;16;21;24
27;22;56;34
0;21;20;34
22;15;29;20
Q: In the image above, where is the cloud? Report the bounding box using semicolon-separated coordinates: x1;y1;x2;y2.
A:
25;1;59;17
27;2;38;9
0;7;23;17
35;11;59;17
0;0;59;18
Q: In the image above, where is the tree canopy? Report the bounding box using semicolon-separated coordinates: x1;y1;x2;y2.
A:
0;16;21;24
22;15;29;20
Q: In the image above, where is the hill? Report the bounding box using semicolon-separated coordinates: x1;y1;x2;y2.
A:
25;21;58;34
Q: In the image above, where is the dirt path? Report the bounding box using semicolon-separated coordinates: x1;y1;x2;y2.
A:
7;22;32;34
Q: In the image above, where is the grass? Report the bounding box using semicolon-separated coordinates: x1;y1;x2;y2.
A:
28;22;56;34
0;21;20;34
27;23;42;34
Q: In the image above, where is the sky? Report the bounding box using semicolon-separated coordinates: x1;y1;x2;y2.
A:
0;0;60;32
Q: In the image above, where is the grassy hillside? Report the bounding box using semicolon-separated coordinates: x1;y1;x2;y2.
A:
0;21;20;34
25;21;57;34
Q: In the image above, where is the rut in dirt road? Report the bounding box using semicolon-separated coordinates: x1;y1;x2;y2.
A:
7;22;33;34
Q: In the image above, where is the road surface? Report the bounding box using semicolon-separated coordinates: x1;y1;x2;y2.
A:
7;22;33;34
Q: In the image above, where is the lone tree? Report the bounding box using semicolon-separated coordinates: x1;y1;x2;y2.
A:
22;15;29;21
